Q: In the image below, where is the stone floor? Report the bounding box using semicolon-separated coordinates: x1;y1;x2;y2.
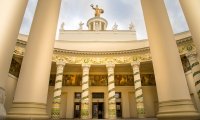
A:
61;118;157;120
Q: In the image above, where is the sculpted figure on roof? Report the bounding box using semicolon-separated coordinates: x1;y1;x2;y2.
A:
91;4;104;17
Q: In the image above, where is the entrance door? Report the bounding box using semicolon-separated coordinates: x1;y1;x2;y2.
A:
116;102;122;118
92;102;104;119
74;102;81;118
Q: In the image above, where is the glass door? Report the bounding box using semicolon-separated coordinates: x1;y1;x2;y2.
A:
92;102;104;119
116;102;122;118
74;102;81;118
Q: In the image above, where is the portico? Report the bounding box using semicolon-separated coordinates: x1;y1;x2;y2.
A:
1;0;200;120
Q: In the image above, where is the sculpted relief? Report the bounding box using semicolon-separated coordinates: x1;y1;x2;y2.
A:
9;58;21;77
115;75;134;86
49;74;156;86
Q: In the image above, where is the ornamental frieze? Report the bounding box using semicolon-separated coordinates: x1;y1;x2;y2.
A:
14;37;196;65
14;46;25;56
52;53;152;65
178;42;196;55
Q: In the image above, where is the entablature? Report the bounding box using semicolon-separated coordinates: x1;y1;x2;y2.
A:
14;34;196;65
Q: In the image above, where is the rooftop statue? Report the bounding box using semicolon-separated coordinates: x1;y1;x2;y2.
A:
78;21;84;30
112;22;118;31
90;4;104;17
60;22;65;30
129;22;135;31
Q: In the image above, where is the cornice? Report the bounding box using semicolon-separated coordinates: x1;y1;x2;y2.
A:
14;36;196;65
53;47;150;56
16;36;193;56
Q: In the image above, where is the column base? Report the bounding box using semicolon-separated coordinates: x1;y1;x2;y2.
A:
138;114;145;118
0;103;6;119
157;99;200;120
6;102;49;120
0;88;6;119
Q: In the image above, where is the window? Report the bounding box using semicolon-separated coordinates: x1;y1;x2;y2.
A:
92;93;104;98
75;92;81;99
115;92;121;99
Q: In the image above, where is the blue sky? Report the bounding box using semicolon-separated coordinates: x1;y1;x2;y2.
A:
19;0;189;40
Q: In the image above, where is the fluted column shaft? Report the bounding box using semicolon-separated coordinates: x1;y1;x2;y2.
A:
81;64;90;119
186;52;200;99
131;62;145;118
51;61;66;119
106;63;116;119
179;0;200;62
0;1;28;118
7;0;61;119
141;0;199;119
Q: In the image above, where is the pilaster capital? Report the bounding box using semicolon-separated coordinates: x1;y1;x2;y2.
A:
82;64;91;69
131;61;140;67
56;60;66;67
185;51;197;58
106;63;115;69
185;52;198;62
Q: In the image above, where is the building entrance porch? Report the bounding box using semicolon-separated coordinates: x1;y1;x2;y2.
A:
47;63;160;119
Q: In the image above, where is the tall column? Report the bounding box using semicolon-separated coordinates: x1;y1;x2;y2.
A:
131;62;145;118
7;0;61;119
186;52;200;99
106;63;116;119
141;0;200;119
179;0;200;62
51;61;66;119
0;1;28;117
99;21;102;30
81;64;90;119
93;22;96;31
185;70;200;112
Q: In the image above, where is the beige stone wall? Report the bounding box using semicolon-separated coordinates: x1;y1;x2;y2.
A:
47;86;158;119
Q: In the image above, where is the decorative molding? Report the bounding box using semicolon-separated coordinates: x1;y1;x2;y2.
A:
14;37;196;65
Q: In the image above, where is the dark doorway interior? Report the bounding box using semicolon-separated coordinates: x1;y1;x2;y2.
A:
92;102;104;119
116;102;122;118
74;102;81;118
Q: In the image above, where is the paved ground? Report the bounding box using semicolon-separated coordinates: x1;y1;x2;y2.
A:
60;118;157;120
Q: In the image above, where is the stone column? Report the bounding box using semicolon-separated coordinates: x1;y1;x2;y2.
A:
141;0;200;119
106;63;116;119
131;62;145;118
93;22;96;31
7;0;61;119
51;61;66;119
0;1;28;118
186;52;200;99
179;0;200;62
81;64;90;119
99;21;102;30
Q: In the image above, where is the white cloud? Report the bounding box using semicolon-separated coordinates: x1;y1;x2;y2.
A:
164;0;189;33
19;0;38;34
19;0;188;40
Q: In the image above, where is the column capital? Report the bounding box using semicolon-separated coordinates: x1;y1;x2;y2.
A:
106;63;115;69
82;64;91;69
131;61;140;67
186;51;197;59
56;61;66;67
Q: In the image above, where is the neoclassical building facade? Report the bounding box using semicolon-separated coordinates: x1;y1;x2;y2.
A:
1;0;200;120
